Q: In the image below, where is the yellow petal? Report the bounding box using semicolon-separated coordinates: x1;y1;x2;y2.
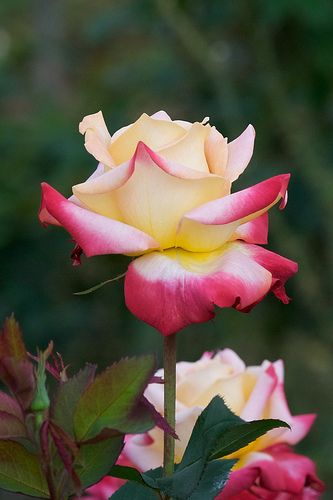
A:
108;113;186;165
79;111;114;167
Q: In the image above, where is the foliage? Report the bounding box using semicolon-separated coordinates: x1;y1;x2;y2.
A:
0;316;166;498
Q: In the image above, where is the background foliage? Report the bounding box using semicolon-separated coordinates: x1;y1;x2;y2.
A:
1;0;332;496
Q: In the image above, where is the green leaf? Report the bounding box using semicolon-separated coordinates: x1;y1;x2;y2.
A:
209;418;290;460
74;356;156;442
109;465;157;489
51;364;96;436
75;436;124;489
187;459;235;500
180;395;242;468
0;440;49;497
111;480;160;500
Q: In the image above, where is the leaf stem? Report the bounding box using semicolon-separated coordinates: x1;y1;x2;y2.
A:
163;333;177;480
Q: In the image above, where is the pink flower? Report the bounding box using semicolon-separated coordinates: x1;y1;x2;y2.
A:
84;350;324;499
39;111;297;335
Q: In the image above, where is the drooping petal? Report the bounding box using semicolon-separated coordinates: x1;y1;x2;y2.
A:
125;243;274;335
248;245;298;303
204;125;229;175
79;111;114;167
109;113;186;165
39;183;159;257
225;124;255;182
73;142;228;249
176;174;289;252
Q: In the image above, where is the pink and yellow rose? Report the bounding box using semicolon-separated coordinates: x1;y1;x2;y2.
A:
85;350;324;499
39;111;297;335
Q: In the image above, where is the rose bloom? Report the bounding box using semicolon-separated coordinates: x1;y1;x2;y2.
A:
85;350;324;499
39;111;297;335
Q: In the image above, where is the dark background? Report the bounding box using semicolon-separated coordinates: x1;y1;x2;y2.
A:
1;0;332;497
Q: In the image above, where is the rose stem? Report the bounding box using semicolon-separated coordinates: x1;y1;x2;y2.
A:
163;333;177;478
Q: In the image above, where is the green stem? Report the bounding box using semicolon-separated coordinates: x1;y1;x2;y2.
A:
163;334;177;478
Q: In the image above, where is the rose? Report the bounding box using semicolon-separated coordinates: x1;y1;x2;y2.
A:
84;350;324;499
39;111;297;335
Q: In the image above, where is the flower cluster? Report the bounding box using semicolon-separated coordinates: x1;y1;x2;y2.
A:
85;350;324;499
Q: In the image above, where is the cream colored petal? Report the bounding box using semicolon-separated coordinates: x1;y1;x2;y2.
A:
79;111;114;167
108;113;186;165
205;125;229;175
159;122;210;173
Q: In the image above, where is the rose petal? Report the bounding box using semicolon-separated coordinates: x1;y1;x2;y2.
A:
248;245;298;304
109;113;186;165
204;125;228;175
79;111;114;167
231;213;269;244
159;122;211;173
225;124;255;182
125;242;274;335
73;142;228;249
39;183;159;257
176;174;289;252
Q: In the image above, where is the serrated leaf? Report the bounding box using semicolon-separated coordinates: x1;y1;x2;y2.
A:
0;440;49;497
76;436;124;489
0;315;27;361
209;418;290;460
74;356;156;442
180;395;242;468
51;364;96;436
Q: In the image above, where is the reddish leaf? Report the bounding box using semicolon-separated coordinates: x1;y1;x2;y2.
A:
0;390;24;421
0;411;27;438
0;316;35;409
139;396;178;439
49;421;81;492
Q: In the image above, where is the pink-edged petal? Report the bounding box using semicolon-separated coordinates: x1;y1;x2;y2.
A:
109;113;186;165
79;111;114;168
231;213;268;244
74;142;228;249
176;174;289;252
204;125;228;175
247;245;298;303
218;467;260;499
225;124;255;182
40;183;159;257
125;243;273;335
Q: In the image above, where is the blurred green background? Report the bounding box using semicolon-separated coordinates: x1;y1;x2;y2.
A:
1;0;332;496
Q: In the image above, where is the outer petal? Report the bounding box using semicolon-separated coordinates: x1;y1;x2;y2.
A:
204;125;228;175
39;183;159;257
176;174;290;252
247;245;298;303
79;111;114;167
224;124;255;182
39;163;106;227
125;243;273;335
73;143;228;249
